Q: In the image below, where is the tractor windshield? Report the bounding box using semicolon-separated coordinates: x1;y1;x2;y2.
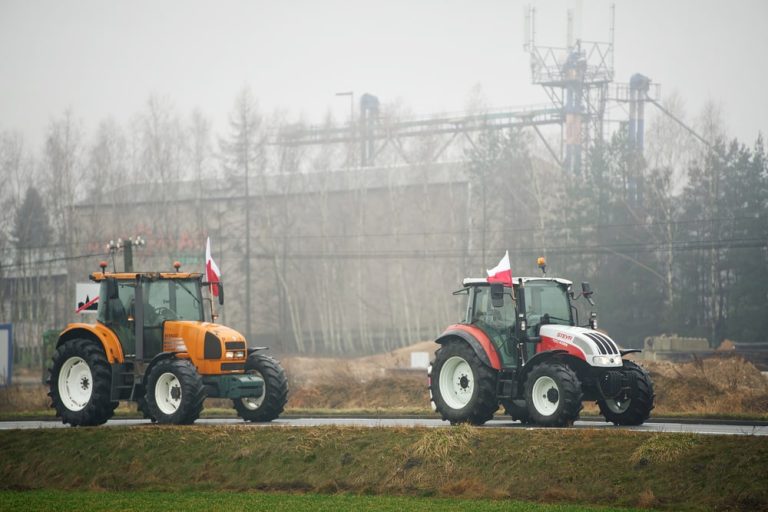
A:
144;278;204;324
524;281;572;329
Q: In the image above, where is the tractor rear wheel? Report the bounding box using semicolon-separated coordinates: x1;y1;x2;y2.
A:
598;360;655;426
524;362;583;427
429;340;498;425
146;358;205;424
48;338;115;427
233;354;288;422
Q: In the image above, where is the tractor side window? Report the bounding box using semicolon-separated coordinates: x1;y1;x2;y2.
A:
472;286;515;330
103;282;136;356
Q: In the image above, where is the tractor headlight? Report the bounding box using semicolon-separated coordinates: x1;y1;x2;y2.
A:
225;351;234;359
593;355;619;366
234;350;245;359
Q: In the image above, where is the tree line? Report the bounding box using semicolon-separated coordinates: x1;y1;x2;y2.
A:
1;88;766;361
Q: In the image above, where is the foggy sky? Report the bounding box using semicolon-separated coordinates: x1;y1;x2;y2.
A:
1;0;766;151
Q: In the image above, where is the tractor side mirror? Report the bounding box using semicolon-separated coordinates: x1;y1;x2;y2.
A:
581;282;595;306
218;283;224;306
106;278;119;300
490;283;504;308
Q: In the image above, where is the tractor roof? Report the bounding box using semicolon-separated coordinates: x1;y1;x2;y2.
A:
90;271;203;282
462;277;573;287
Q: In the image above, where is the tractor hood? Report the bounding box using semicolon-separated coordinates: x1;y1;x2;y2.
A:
538;325;623;367
163;321;247;370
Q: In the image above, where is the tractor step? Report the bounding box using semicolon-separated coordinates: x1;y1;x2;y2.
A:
497;375;518;399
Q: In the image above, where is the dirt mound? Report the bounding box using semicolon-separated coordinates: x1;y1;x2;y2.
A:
643;355;768;416
281;341;438;387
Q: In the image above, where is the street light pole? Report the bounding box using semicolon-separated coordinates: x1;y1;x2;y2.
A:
334;91;354;127
335;91;355;167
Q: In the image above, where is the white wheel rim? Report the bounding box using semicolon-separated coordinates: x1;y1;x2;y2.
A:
58;356;93;412
606;398;631;414
241;370;265;410
531;375;560;416
439;356;474;410
155;372;182;415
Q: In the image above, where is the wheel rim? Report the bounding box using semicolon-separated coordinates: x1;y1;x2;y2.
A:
531;375;560;416
58;356;93;412
605;397;631;414
240;370;265;410
155;372;182;415
439;356;474;410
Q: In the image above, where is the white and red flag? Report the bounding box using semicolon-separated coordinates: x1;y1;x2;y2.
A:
205;237;221;296
486;250;513;287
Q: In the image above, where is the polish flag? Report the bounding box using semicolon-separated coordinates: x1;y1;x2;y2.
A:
205;237;221;296
486;250;513;287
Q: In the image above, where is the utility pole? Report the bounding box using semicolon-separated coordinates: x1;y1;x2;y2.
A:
107;236;146;272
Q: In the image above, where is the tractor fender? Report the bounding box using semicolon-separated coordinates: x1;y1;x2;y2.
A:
141;352;184;388
521;349;590;380
246;346;269;356
57;323;124;364
435;324;501;370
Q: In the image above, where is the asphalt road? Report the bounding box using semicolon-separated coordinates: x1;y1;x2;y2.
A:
1;417;766;436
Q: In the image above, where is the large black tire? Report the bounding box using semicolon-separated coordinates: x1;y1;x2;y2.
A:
524;362;583;427
598;360;655;426
146;358;206;424
233;354;289;422
501;399;532;424
429;340;499;425
136;396;156;422
48;338;115;427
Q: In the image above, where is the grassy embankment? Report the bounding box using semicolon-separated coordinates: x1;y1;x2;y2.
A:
1;425;766;511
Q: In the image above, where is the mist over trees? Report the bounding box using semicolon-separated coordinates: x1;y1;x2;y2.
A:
0;89;766;362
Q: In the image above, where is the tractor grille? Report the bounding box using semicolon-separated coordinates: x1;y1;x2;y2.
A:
221;363;245;372
584;332;618;355
204;332;223;359
225;341;246;350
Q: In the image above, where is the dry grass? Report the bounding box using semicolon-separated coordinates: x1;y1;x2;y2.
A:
644;355;768;417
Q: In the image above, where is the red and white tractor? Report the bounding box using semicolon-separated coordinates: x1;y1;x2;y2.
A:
428;260;654;427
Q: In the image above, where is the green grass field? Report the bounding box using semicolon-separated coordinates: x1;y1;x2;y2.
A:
0;490;645;512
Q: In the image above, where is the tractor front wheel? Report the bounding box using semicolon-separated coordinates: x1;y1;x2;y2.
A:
146;358;206;424
48;338;115;427
233;354;289;422
598;360;655;426
429;340;498;425
524;362;583;427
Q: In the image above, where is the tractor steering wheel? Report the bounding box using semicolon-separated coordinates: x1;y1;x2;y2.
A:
154;306;178;321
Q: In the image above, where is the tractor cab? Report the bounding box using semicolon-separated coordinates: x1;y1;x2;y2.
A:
460;277;583;368
97;271;210;360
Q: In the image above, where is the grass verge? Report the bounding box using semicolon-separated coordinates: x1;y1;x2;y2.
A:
1;426;766;511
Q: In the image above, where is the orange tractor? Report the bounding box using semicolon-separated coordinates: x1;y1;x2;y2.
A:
48;263;288;426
